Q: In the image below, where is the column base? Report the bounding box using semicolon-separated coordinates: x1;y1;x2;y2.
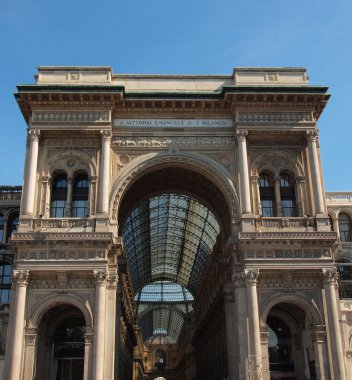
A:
18;215;34;232
241;214;256;232
316;214;331;231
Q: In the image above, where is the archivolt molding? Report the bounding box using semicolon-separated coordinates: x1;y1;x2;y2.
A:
109;151;240;224
43;149;97;178
28;292;93;328
334;208;352;219
251;149;304;178
259;291;323;326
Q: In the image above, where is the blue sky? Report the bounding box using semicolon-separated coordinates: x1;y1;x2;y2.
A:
1;0;351;190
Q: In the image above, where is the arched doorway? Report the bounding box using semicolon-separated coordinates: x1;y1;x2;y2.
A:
265;302;317;380
118;166;235;380
35;305;86;380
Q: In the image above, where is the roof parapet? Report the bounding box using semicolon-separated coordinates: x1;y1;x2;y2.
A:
35;66;113;85
233;67;309;86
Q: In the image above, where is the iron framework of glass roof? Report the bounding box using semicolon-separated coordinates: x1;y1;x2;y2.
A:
122;193;220;344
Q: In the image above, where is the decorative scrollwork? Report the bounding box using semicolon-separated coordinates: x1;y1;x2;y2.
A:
13;270;30;287
244;269;259;285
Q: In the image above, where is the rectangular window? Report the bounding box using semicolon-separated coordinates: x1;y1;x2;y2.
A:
282;199;296;217
261;199;275;217
50;200;66;218
0;289;10;303
72;200;88;218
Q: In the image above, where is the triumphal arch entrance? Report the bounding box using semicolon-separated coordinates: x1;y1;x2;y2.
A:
3;66;349;379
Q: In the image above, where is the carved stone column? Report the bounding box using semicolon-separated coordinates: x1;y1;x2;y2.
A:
99;130;111;214
65;176;73;217
7;270;30;380
22;129;40;215
311;325;329;380
251;176;261;215
105;274;118;379
84;328;94;380
22;327;39;380
307;130;325;214
274;176;283;216
295;176;306;216
260;325;270;380
223;283;237;380
40;175;51;217
232;271;248;380
244;269;262;379
92;270;107;380
237;130;251;214
322;268;346;380
88;175;97;217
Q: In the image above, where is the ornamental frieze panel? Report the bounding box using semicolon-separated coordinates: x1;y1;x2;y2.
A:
32;110;110;123
245;248;331;260
45;139;99;148
111;136;235;149
237;111;313;123
17;249;106;261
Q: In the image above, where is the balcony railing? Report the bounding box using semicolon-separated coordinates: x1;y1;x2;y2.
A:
256;217;315;231
33;218;94;231
0;186;22;201
326;192;352;202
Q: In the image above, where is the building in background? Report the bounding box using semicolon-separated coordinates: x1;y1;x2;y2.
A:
0;66;351;380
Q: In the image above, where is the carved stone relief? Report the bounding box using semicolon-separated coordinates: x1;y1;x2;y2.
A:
111;136;235;149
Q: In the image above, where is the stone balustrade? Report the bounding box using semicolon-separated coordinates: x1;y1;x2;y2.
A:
256;217;315;231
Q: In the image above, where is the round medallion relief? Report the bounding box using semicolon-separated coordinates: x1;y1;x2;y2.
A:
66;158;76;168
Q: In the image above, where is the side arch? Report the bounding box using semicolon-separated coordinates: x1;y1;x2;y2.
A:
28;292;93;328
109;151;241;225
259;291;323;326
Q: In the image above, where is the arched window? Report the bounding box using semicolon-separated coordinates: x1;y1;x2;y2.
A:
338;259;352;298
279;172;297;217
155;349;166;370
7;212;19;241
0;214;4;243
338;213;352;242
72;173;89;217
259;172;275;216
0;261;12;303
50;173;68;218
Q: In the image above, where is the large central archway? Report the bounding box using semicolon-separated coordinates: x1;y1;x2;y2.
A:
117;163;236;379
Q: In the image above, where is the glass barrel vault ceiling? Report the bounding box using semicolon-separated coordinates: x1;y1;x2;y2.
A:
122;193;220;344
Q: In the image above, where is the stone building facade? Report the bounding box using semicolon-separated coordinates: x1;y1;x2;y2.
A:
0;66;351;379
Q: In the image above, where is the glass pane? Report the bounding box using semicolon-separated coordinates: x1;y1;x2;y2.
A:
261;199;275;217
260;174;270;188
282;199;295;217
280;174;290;188
50;200;66;218
72;200;88;217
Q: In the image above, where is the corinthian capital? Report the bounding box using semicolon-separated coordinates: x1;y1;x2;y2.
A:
12;270;30;287
306;129;318;142
100;129;112;140
244;269;259;285
27;128;40;142
236;129;248;143
322;268;338;285
93;270;107;287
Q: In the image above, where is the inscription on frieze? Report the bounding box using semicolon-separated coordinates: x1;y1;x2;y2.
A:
114;118;233;128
